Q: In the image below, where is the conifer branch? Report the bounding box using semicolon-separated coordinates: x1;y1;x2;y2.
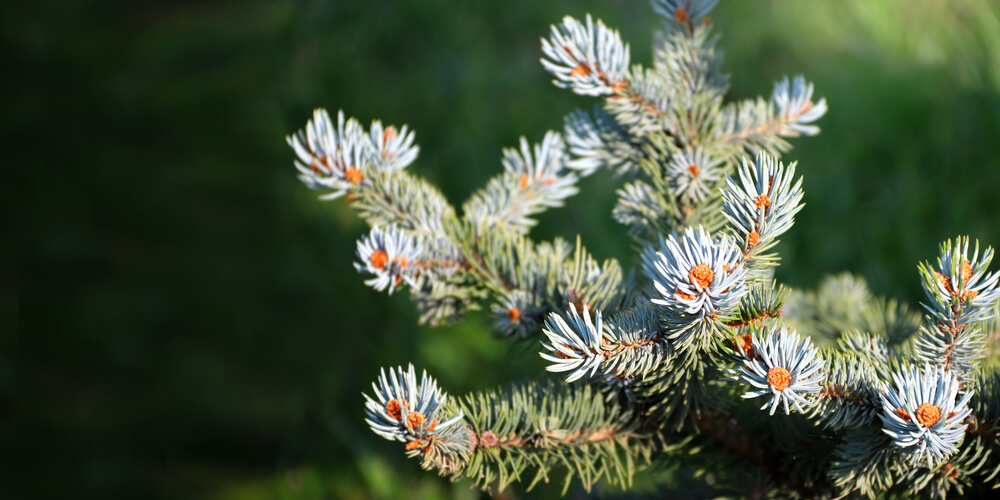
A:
283;0;1000;496
454;380;655;493
463;132;583;234
719;77;829;155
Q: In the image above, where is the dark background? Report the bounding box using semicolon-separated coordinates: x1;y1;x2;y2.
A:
8;0;1000;498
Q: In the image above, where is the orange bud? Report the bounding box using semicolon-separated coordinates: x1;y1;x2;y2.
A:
344;167;363;184
674;7;688;23
767;367;791;391
370;250;389;270
570;64;591;78
689;263;714;288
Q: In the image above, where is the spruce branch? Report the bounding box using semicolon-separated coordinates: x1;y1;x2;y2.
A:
540;304;607;382
837;331;891;368
651;8;729;102
354;225;425;294
287;109;374;201
903;435;993;498
968;368;1000;441
540;15;630;97
369;376;657;494
452;225;626;340
830;428;903;498
879;366;974;466
540;304;672;382
719;76;829;155
601;305;673;379
915;321;987;382
915;237;1000;379
918;237;1000;331
613;179;672;240
459;380;656;494
363;365;465;443
563;106;643;177
463;132;582;234
648;226;747;320
721;151;805;275
603;65;673;137
813;350;883;429
667;147;726;205
732;325;825;416
725;280;787;330
289;110;455;235
284;0;1000;496
652;0;718;29
491;290;543;339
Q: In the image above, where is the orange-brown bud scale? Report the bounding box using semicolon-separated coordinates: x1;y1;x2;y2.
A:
544;178;556;185
506;307;522;322
555;342;580;360
747;230;760;248
767;367;791;391
394;256;409;269
311;156;333;174
688;165;699;176
405;439;424;450
689;263;714;288
942;463;960;478
344;167;363;184
674;7;688;23
937;259;974;297
570;64;592;78
370;250;389;270
406;410;426;430
381;127;397;158
519;173;529;190
735;334;755;359
385;399;403;420
479;430;499;449
755;194;771;211
916;403;942;427
936;272;953;293
896;407;912;422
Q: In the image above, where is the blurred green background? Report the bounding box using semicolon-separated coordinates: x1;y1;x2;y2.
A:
8;0;1000;498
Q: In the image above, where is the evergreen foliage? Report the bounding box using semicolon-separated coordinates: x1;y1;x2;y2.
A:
284;0;1000;497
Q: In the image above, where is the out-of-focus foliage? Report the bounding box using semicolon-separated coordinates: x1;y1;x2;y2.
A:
8;0;1000;498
